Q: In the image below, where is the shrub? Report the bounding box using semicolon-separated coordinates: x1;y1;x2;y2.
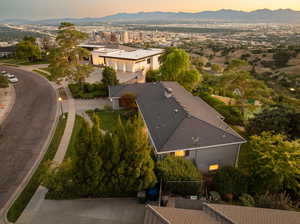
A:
212;166;249;199
0;76;9;88
146;69;161;82
256;192;293;210
209;191;221;202
239;193;255;207
156;156;202;196
69;82;107;99
119;93;137;110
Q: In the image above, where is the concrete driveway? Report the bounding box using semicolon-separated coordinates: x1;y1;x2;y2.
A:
0;66;57;216
31;198;145;224
75;98;110;113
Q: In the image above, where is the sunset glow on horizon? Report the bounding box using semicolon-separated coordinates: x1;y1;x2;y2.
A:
1;0;300;19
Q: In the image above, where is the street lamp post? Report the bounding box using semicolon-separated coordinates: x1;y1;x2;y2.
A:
58;97;64;118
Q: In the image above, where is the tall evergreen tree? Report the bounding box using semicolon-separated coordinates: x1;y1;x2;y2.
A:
102;66;119;88
100;115;157;195
72;120;104;196
49;22;93;83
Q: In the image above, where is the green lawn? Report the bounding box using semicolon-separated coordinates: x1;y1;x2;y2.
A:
86;109;130;132
7;114;68;223
64;115;86;160
63;110;129;161
32;69;53;81
0;58;49;66
38;67;52;73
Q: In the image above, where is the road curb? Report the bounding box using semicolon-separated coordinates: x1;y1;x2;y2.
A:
0;67;60;224
0;84;16;129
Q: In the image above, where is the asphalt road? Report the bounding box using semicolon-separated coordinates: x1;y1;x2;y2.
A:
0;67;57;215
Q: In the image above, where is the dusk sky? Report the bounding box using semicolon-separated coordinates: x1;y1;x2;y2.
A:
1;0;300;19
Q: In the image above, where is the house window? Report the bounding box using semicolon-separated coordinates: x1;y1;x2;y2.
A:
209;164;219;171
147;58;151;64
175;150;186;157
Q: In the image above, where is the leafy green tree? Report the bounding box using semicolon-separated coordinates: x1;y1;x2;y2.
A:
49;22;92;83
246;105;300;140
216;70;271;121
191;56;204;72
211;64;222;73
101;66;119;88
273;51;292;68
212;166;249;199
225;59;248;72
16;37;41;62
181;69;202;91
160;48;202;91
242;132;300;194
22;36;36;43
158;47;177;64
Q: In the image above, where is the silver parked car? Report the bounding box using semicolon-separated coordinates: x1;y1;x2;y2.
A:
8;77;18;83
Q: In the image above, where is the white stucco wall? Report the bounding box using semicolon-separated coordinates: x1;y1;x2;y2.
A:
91;52;162;74
151;55;161;70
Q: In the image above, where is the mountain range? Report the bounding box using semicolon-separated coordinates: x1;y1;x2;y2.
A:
1;9;300;25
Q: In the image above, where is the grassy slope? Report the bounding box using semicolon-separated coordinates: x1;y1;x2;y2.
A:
0;58;48;66
64;115;85;160
32;69;53;81
7;114;68;223
86;110;128;132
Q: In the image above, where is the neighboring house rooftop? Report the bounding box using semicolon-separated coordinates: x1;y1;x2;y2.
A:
206;203;300;224
109;82;245;154
149;206;218;224
78;44;105;49
94;48;164;60
0;45;16;52
79;43;137;52
147;204;300;224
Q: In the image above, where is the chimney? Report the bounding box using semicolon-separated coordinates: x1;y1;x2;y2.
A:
164;87;173;98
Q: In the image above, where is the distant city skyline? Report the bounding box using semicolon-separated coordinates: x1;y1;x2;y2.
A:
0;0;300;19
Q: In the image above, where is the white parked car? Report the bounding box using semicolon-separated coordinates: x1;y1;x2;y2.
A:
1;71;7;75
7;73;15;79
8;77;18;83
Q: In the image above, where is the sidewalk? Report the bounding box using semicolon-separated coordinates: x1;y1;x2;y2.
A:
0;85;15;127
53;87;76;164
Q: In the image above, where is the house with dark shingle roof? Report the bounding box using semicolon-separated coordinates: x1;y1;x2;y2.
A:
109;81;246;172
